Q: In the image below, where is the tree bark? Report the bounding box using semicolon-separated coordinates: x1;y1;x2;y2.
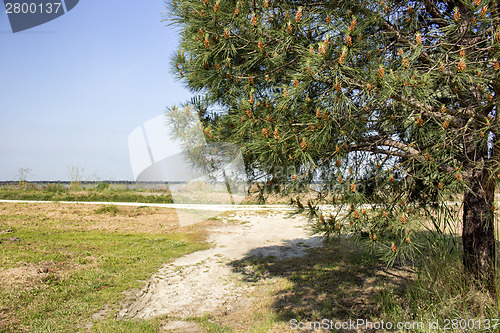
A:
462;172;497;295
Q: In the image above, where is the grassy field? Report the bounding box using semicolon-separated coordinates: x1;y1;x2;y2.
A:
1;189;500;332
0;183;174;204
0;202;210;332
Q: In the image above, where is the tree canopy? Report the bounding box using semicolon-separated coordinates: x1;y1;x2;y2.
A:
166;0;500;291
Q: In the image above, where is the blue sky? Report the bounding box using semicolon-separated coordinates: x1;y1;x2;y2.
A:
0;1;193;181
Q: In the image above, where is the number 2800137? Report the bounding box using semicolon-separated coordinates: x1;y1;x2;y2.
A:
5;2;62;14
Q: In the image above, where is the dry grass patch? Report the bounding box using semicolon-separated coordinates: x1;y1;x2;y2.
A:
0;202;180;234
0;201;211;332
0;260;97;291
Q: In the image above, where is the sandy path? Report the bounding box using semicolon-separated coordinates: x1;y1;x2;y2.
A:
116;210;323;320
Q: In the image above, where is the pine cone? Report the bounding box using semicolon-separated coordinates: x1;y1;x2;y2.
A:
300;140;307;150
296;9;303;23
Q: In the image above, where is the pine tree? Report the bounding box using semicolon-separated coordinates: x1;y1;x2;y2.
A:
167;0;500;293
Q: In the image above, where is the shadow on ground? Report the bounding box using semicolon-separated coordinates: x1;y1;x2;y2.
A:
229;238;413;329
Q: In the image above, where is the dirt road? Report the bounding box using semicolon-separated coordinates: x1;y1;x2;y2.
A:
116;209;323;320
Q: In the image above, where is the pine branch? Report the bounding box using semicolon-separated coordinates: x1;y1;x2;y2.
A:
347;136;461;176
420;0;448;28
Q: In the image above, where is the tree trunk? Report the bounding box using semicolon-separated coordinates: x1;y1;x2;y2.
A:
462;172;496;295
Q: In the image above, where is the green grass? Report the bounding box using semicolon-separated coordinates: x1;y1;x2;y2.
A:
90;318;164;333
0;184;174;204
94;204;119;215
376;243;500;332
0;204;209;332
